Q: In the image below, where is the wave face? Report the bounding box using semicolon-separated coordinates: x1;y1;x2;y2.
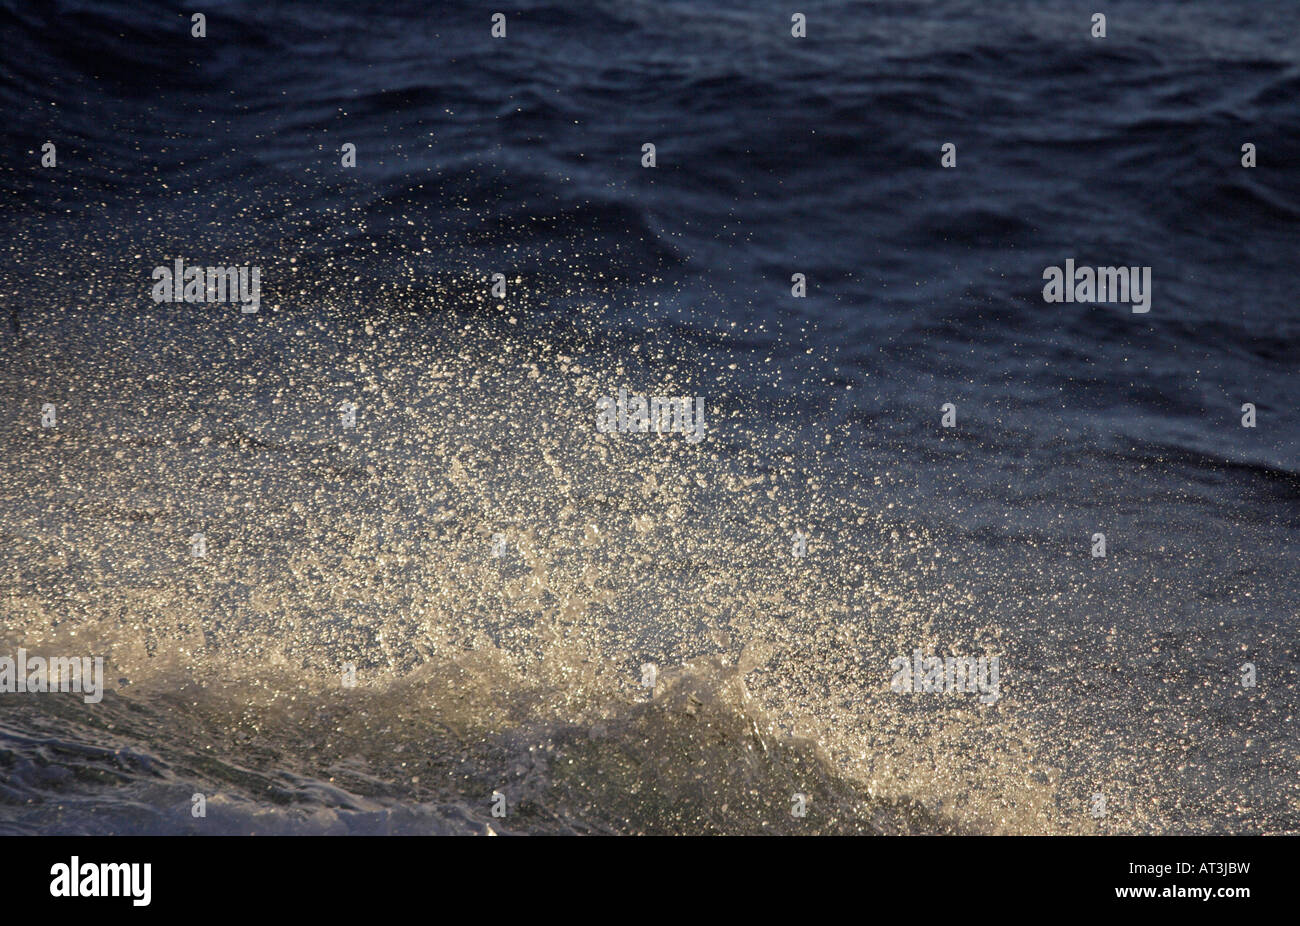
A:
1;0;1298;834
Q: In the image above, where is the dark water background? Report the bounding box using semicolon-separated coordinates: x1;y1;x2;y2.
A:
0;0;1297;834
